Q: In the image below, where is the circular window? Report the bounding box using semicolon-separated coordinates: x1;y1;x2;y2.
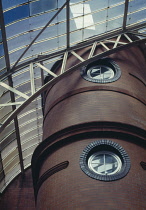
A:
88;151;122;175
80;140;130;181
81;58;121;83
87;65;115;80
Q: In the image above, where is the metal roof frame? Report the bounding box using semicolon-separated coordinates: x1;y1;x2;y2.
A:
0;32;146;134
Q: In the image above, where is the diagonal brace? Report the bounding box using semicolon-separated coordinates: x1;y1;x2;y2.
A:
0;82;29;99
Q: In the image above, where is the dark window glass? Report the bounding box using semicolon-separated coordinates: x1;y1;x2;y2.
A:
0;44;4;57
0;29;2;43
4;4;29;25
0;57;6;72
2;0;28;10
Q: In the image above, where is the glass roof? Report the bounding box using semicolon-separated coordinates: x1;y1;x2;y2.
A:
0;0;146;192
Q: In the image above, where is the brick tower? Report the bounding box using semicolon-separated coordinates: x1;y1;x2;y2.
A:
32;36;146;209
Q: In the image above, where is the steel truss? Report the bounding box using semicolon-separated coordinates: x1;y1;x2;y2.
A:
0;31;146;133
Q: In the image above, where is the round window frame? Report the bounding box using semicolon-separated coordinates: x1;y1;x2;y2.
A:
80;58;121;83
80;140;131;181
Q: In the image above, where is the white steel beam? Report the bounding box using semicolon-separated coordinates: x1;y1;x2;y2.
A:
88;42;97;59
113;35;122;48
99;41;110;50
36;63;57;78
0;102;23;107
61;51;68;74
30;63;35;95
124;33;133;42
105;40;127;45
71;51;85;62
0;82;29;99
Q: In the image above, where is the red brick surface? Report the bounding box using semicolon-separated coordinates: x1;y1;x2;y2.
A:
0;168;35;210
35;42;146;209
37;138;146;210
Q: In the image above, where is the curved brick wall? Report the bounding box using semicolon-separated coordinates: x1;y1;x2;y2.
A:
43;44;146;139
32;42;146;209
36;137;146;210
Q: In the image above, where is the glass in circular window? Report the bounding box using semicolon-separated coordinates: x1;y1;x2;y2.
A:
88;151;122;175
87;65;115;80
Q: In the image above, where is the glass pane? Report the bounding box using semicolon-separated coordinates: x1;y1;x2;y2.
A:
9;47;32;65
57;7;66;22
0;29;2;42
58;21;66;36
0;44;4;57
19;118;42;141
108;4;124;19
5;19;30;39
128;0;146;13
1;140;17;159
7;33;31;52
2;148;18;166
109;0;123;5
0;67;7;76
70;30;83;45
84;23;106;40
23;155;32;168
18;107;43;124
0;132;16;151
12;68;30;87
29;0;57;16
4;164;21;183
23;144;38;159
92;10;107;25
106;17;123;31
58;0;66;8
70;3;83;19
31;37;59;55
0;90;11;104
4;4;29;25
20;127;42;142
0;106;13;122
4;155;19;175
0;57;6;72
0;60;7;75
70;0;83;4
29;11;56;30
0;121;15;142
87;0;108;11
2;0;28;10
58;35;66;49
22;136;41;150
0;179;5;193
105;154;118;173
127;9;146;25
29;24;58;42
